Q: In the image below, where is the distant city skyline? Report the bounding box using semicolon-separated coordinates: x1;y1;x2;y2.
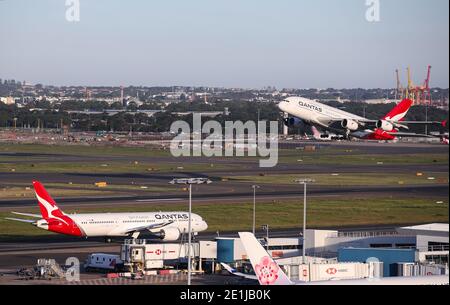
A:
0;0;448;89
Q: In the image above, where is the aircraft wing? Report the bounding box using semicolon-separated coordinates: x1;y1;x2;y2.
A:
5;217;37;224
220;263;258;281
318;117;378;127
123;221;175;235
324;118;447;131
317;116;376;123
12;212;42;218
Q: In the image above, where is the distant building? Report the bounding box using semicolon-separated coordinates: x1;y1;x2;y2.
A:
0;97;16;105
363;98;396;105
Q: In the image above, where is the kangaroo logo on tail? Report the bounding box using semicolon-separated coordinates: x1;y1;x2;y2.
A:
32;181;82;236
33;181;67;224
383;99;413;122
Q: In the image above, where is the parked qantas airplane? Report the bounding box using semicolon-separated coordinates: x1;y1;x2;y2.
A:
6;181;208;241
231;232;449;286
279;97;447;141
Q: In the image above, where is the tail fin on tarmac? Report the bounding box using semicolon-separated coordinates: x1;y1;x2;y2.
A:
238;232;293;285
383;99;413;122
310;126;322;140
33;181;65;220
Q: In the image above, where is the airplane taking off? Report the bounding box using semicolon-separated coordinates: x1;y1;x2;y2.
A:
231;232;449;286
279;97;447;141
6;181;208;241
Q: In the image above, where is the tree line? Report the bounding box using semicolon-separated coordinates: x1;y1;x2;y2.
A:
0;100;447;135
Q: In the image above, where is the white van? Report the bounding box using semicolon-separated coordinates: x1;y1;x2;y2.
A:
84;253;124;272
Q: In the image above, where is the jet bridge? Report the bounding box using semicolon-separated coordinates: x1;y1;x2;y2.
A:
120;239;200;273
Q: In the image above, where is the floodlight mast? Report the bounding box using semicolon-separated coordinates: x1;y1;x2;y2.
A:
295;178;315;264
252;185;260;235
169;178;212;285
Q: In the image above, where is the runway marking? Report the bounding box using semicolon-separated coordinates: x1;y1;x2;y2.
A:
136;198;183;202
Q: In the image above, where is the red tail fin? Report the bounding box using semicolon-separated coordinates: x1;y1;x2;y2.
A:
32;181;82;236
383;99;413;121
33;181;64;220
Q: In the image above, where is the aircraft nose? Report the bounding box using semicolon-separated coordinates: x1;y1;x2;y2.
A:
201;221;208;231
278;101;288;112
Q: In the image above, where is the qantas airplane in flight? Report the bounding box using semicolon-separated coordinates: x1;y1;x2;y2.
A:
6;181;208;241
226;232;449;286
279;97;447;141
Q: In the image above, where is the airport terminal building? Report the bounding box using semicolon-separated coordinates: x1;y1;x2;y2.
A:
116;223;448;282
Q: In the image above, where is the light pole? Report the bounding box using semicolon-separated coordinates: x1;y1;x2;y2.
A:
257;108;260;140
295;178;315;264
169;178;212;285
252;185;260;234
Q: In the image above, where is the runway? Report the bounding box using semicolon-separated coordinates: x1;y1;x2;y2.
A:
0;184;447;210
1;141;448;165
1;162;448;184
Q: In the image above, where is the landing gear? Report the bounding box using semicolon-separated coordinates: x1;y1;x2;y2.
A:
345;130;351;140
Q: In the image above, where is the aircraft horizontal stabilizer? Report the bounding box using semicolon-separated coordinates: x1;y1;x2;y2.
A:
220;263;258;281
398;120;447;126
11;212;42;218
5;217;37;224
388;132;435;138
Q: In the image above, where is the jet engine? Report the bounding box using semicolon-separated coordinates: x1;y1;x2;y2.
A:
159;227;181;241
341;119;359;131
376;120;394;132
284;117;304;127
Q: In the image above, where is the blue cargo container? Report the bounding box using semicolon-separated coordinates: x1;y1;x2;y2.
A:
217;238;235;263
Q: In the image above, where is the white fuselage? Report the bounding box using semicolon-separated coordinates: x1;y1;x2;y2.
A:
299;275;449;286
38;212;207;237
279;97;366;134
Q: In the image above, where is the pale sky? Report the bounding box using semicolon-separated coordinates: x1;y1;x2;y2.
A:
0;0;448;88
